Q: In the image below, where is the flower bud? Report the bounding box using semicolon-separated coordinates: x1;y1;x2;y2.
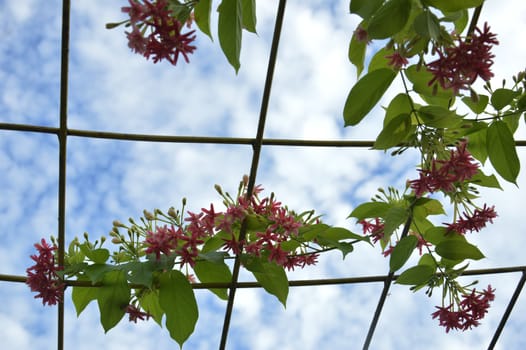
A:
113;220;125;228
168;206;178;218
111;237;122;244
143;210;155;221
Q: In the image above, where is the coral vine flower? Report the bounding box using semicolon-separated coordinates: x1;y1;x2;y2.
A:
26;239;64;306
386;51;409;69
432;285;495;332
121;0;197;65
426;23;499;93
446;204;497;234
409;141;479;197
144;225;180;259
125;304;151;323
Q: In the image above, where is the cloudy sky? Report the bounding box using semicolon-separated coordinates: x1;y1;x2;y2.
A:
1;0;526;349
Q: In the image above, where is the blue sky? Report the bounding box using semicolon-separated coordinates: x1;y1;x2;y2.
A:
1;0;526;349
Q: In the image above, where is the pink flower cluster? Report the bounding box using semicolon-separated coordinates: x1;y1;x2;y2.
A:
446;204;497;235
144;185;319;271
427;23;499;93
121;0;196;65
432;285;495;332
125;304;151;323
26;239;64;306
409;141;479;197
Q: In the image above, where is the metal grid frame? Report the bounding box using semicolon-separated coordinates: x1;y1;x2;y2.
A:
1;1;525;349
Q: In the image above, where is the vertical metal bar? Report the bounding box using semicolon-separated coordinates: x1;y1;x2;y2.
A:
57;0;71;349
218;0;287;348
362;213;413;349
487;270;526;349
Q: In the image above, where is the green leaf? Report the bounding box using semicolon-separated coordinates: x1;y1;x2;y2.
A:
396;265;435;285
373;113;414;150
159;270;199;348
462;94;489;114
417;105;463;128
466;125;488;163
299;223;330;241
194;259;232;300
318;227;368;242
123;261;156;287
504;112;521;134
85;264;116;284
435;240;485;261
368;47;395;73
348;201;390;220
367;0;412;39
350;0;384;20
491;88;518;111
413;197;445;216
384;93;413;126
79;244;110;264
194;0;212;39
71;276;98;316
487;121;520;184
97;270;131;333
241;0;257;33
418;253;435;267
245;214;270;231
423;226;451;245
413;10;441;40
405;65;454;100
139;289;164;327
383;206;408;236
349;23;367;77
343;68;397;126
469;170;502;190
452;9;469;33
423;0;483;12
218;0;242;72
390;235;418;272
517;94;526;111
201;231;231;253
250;260;289;307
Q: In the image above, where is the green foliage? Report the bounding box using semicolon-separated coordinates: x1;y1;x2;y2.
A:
241;0;257;33
349;0;384;20
491;88;519;111
413;9;441;40
243;256;289;307
139;289;164;326
348;23;367;77
435;240;485;261
218;0;243;72
390;235;418;272
194;0;212;39
367;0;412;39
72;276;98;316
344;68;397;126
373;113;414;149
97;270;131;332
349;201;390;220
487;121;520;184
396;264;435;285
422;0;483;12
159;270;199;348
194;258;232;300
462;95;489;114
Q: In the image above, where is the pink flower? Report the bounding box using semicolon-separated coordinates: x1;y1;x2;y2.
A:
125;304;151;323
126;25;148;54
353;26;371;44
386;52;409;69
144;225;180;260
446;204;497;234
26;239;64;306
426;23;498;93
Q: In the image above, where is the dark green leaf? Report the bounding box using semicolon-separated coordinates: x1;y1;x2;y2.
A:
462;94;489;114
367;0;412;39
241;0;257;33
417;105;463;128
418;253;435;267
517;94;526;111
97;270;130;332
201;231;231;253
299;223;330;241
194;0;212;39
344;68;397;126
396;265;435;285
123;261;156;287
423;0;483;12
487;121;520;184
491;88;518;110
245;214;270;231
348;201;390;220
423;226;451;245
413;197;445;216
350;0;384;20
139;289;164;326
435;240;485;261
373;113;414;149
72;276;98;316
159;270;199;348
194;259;232;300
349;23;367;77
413;10;441;40
250;260;289;307
390;235;418;272
218;0;242;72
504;112;521;134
